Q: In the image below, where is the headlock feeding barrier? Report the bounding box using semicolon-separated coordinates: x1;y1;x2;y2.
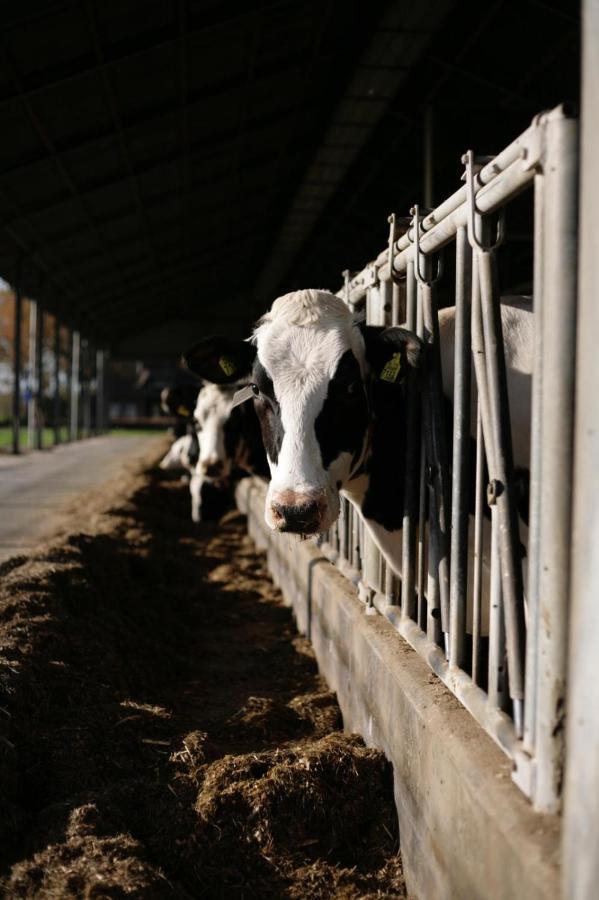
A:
291;104;576;815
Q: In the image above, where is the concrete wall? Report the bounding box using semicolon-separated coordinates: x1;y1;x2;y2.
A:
238;478;561;900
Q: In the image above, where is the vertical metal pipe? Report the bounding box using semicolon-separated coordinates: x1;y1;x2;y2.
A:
471;404;485;686
27;299;37;450
96;348;104;433
53;318;61;446
563;5;599;890
533;111;578;812
487;514;506;709
11;268;22;454
35;305;44;450
70;330;80;441
421;281;451;650
65;329;72;442
401;259;419;621
477;248;526;710
523;173;545;753
449;227;472;669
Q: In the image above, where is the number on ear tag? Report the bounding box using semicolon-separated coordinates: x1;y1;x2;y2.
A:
219;356;237;376
380;352;402;383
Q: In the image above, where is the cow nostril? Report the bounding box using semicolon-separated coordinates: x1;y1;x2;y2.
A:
271;500;321;533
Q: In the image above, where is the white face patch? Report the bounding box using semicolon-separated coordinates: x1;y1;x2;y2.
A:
193;384;236;475
253;290;368;532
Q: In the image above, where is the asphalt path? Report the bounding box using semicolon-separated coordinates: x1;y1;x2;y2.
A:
0;435;163;563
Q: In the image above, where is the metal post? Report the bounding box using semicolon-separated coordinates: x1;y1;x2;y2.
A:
70;330;80;441
401;259;418;621
35;305;44;450
449;226;472;669
563;1;599;890
27;299;37;450
53;319;61;445
96;348;105;433
532;110;578;812
11;266;22;454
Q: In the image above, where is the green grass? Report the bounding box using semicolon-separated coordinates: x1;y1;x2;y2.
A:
0;426;160;451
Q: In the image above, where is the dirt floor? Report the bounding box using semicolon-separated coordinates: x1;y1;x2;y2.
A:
0;448;406;898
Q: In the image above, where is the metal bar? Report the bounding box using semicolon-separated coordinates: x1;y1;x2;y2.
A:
563;0;599;887
401;259;418;621
11;267;22;454
70;330;80;441
449;227;472;669
342;110;567;306
532;111;578;812
471;403;485;686
27;299;37;450
477;248;526;711
384;606;529;776
487;516;506;709
34;304;43;450
421;280;451;649
523;172;545;753
96;348;104;433
53;318;61;445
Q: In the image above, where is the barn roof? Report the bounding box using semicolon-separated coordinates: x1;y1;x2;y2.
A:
0;0;579;358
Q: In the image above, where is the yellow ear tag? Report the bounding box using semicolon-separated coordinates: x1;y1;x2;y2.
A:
177;405;190;416
218;356;237;376
380;352;402;383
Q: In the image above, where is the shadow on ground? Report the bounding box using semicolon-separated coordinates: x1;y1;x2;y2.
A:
0;461;405;898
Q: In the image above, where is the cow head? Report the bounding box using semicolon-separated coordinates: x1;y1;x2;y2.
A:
192;383;240;481
183;290;423;534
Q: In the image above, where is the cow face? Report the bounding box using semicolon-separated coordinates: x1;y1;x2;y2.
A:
183;290;422;534
193;383;238;480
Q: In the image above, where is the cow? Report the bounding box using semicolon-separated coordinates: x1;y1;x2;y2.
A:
182;289;532;589
160;385;200;438
163;382;269;523
159;432;199;473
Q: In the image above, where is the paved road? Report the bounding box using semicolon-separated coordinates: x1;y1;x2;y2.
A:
0;435;162;562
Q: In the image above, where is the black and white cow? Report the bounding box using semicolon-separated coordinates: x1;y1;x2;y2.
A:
182;289;532;575
186;382;269;522
160;385;200;438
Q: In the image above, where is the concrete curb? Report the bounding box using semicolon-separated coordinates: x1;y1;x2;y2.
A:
237;478;561;900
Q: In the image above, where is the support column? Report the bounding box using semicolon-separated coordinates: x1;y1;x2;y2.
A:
35;305;44;450
563;1;599;896
11;267;22;454
53;318;61;446
70;330;80;441
96;348;105;433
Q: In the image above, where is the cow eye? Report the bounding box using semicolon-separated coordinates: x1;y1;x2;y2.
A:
251;384;260;397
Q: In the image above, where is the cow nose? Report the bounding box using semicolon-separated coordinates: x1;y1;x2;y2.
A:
270;499;321;534
202;458;223;477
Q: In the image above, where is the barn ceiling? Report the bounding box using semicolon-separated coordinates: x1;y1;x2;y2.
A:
0;0;579;358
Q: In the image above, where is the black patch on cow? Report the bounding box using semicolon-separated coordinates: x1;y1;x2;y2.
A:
223;399;270;478
360;375;414;531
187;427;200;468
251;360;284;465
314;350;369;471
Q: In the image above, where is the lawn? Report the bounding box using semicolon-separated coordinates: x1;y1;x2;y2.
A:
0;426;160;451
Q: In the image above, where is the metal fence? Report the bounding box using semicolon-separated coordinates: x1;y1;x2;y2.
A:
319;104;577;812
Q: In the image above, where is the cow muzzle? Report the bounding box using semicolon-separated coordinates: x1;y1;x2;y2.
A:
268;489;327;535
201;457;224;478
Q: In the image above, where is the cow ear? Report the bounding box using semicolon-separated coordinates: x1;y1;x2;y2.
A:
182;336;256;384
361;326;424;384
